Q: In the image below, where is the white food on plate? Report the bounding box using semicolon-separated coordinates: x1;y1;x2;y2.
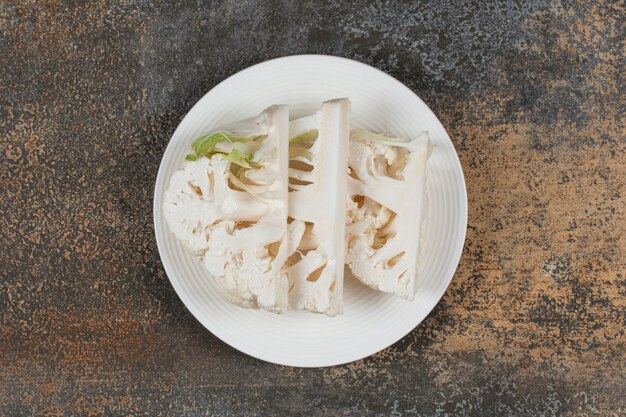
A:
162;100;432;315
286;98;350;316
163;105;292;313
346;129;432;300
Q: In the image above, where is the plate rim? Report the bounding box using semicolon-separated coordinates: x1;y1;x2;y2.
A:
153;54;468;367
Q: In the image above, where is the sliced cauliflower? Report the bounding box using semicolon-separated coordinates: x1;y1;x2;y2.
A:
346;129;432;301
286;98;351;316
163;156;269;255
163;105;292;312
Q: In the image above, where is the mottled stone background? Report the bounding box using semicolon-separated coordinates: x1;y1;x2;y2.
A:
1;0;624;416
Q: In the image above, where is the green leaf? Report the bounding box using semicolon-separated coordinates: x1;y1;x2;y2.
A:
223;149;253;168
188;131;263;162
191;131;235;156
234;134;262;144
289;129;318;144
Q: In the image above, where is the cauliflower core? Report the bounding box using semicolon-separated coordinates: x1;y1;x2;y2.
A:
346;130;432;301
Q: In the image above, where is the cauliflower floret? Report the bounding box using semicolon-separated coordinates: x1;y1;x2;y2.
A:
203;219;296;312
346;130;432;300
163;105;291;312
286;98;351;316
163;156;269;254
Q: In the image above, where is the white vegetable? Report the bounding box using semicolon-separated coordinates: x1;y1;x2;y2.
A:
163;105;291;312
164;100;431;315
286;98;351;316
345;129;432;300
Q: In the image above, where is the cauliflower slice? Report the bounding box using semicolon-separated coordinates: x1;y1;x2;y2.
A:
286;98;350;316
163;105;292;312
346;129;432;301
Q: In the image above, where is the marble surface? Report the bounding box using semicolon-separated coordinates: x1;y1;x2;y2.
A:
1;1;624;416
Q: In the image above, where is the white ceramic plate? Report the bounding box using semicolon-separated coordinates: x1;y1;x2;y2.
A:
153;55;467;367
